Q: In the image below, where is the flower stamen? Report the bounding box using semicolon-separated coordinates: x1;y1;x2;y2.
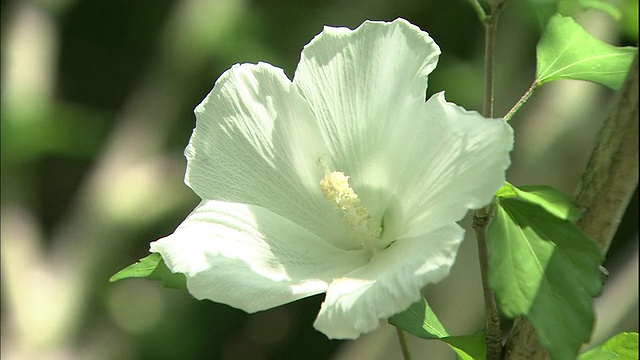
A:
320;171;381;251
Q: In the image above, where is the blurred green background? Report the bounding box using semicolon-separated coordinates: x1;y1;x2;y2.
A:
1;0;637;359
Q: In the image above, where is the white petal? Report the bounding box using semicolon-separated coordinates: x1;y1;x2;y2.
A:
394;92;514;239
150;200;368;313
186;62;352;249
293;18;441;220
313;224;465;339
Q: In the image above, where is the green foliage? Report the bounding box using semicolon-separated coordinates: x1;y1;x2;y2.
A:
526;0;623;27
495;182;518;198
110;253;187;290
389;298;486;360
558;0;622;21
498;182;581;222
536;14;636;90
620;0;639;41
487;197;603;359
1;103;107;162
579;332;639;360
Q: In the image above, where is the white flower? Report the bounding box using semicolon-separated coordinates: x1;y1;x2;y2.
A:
150;18;513;339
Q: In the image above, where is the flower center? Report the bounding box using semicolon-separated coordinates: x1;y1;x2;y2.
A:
319;171;382;252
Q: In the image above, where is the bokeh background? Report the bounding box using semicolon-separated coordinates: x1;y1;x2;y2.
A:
1;0;638;359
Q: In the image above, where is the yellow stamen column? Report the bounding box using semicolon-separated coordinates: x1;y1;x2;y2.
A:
320;171;381;253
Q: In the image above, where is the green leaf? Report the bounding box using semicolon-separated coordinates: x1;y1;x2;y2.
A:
514;185;582;222
620;0;638;42
495;182;518;199
446;332;486;360
496;182;581;222
579;332;639;360
536;14;636;90
556;0;623;21
110;253;187;290
487;198;603;360
389;298;487;360
389;298;449;338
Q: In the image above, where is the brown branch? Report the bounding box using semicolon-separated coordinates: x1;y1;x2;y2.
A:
573;53;639;253
473;209;503;360
475;2;508;359
502;51;639;360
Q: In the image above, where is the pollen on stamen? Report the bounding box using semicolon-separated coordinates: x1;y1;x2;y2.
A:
320;172;360;210
320;171;381;250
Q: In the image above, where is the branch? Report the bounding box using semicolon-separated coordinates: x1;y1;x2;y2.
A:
502;51;639;360
473;209;502;360
573;51;639;253
474;2;508;359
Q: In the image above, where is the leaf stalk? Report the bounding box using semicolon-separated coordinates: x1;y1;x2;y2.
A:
396;327;413;360
504;81;538;121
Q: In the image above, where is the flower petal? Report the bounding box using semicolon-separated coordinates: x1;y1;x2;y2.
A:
293;18;441;220
394;92;513;239
313;224;465;339
186;62;352;249
150;200;368;313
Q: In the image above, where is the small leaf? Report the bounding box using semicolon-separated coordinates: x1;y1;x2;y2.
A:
389;297;448;338
496;182;581;221
389;298;487;360
446;332;486;360
579;332;639;360
487;198;603;360
514;184;582;222
536;14;636;90
495;182;518;199
110;253;187;290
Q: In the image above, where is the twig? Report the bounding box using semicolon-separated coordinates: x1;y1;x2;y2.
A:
473;209;503;360
482;11;499;117
467;0;488;23
473;2;507;359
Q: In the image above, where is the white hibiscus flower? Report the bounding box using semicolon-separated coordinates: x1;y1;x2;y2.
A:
150;18;513;339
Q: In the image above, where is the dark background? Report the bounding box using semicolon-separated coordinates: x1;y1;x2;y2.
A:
1;0;637;359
